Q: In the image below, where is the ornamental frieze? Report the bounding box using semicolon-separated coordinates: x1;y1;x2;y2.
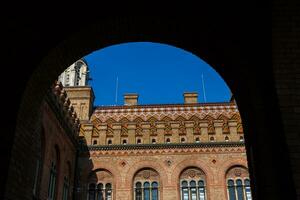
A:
86;144;246;157
91;103;239;125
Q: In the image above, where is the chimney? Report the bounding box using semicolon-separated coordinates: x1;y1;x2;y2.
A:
183;92;198;104
124;93;139;106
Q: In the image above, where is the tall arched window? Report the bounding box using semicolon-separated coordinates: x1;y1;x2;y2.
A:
62;176;69;200
97;183;104;200
181;181;189;200
134;168;160;200
144;182;150;200
244;179;252;200
198;180;205;200
227;180;236;200
105;183;112;200
190;181;197;200
48;146;59;200
135;182;142;200
236;179;244;200
48;162;57;200
226;166;252;200
151;182;158;200
180;167;206;200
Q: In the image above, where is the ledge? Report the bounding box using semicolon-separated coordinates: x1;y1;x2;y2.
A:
85;142;245;151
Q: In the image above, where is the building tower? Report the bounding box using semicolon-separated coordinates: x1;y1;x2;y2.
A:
58;59;94;121
58;59;90;87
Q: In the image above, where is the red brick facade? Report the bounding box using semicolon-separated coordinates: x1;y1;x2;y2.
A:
76;97;250;200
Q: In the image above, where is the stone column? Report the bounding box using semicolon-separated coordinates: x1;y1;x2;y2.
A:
228;120;238;141
99;123;107;145
156;122;165;143
199;121;209;142
171;122;180;143
141;122;150;144
185;121;195;143
128;123;136;144
214;120;224;142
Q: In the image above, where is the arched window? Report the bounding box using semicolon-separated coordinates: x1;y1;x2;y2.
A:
144;182;150;200
137;138;142;144
227;180;236;200
48;146;59;200
88;169;113;200
122;139;127;145
48;162;57;200
244;179;252;200
210;137;215;142
225;136;229;142
97;183;104;200
135;182;142;200
152;139;156;144
181;138;186;143
198;180;205;200
180;167;206;200
166;138;170;143
239;136;244;142
105;183;112;200
93;140;98;145
181;181;189;200
226;166;252;200
134;168;160;200
151;182;158;200
236;179;244;200
107;140;112;145
195;137;200;143
62;176;69;200
88;183;96;200
190;181;197;200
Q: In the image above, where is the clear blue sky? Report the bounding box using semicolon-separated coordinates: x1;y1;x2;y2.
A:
84;42;231;106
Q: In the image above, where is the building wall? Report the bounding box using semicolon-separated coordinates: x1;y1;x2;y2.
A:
78;145;247;200
77;102;249;200
3;81;80;200
63;86;94;121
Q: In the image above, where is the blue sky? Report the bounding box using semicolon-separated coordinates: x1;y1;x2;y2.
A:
84;42;231;106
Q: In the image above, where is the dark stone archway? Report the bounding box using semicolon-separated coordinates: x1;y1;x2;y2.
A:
3;7;299;200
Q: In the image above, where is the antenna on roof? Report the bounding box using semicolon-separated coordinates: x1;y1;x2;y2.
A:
115;76;119;105
201;73;207;103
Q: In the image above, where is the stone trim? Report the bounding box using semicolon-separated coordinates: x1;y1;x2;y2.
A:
86;142;244;151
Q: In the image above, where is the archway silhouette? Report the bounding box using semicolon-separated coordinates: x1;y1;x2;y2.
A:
4;15;296;200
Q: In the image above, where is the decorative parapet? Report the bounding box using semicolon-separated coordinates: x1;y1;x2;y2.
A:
45;80;81;144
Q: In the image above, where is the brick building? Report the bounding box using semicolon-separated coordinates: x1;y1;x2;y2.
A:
56;61;250;200
10;81;81;200
53;58;252;199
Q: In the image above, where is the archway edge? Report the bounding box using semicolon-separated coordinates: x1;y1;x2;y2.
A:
14;16;268;199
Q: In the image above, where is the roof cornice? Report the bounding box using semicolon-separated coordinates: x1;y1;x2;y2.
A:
85;142;245;151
